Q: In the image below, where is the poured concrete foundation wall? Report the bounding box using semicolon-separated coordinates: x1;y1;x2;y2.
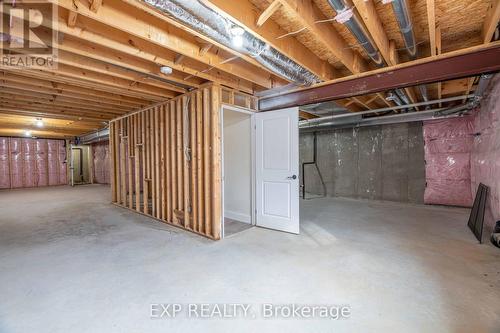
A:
300;122;425;203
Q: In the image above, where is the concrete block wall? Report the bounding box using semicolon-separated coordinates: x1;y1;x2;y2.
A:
299;122;425;203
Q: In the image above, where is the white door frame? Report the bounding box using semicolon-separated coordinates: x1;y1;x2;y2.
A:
220;104;256;239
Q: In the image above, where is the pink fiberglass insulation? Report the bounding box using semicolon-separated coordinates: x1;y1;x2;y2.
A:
471;74;500;230
0;137;9;189
103;143;110;184
423;116;475;207
36;139;49;187
47;140;60;185
9;138;23;188
22;138;36;188
58;141;67;185
0;137;66;189
92;141;110;184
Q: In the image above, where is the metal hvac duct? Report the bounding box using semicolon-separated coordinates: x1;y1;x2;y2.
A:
327;0;384;66
326;0;413;110
391;0;429;102
143;0;320;86
391;0;416;58
78;127;110;145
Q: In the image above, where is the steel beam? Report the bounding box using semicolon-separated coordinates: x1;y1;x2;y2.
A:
259;43;500;111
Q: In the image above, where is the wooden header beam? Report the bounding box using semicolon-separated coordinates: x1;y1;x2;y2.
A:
259;43;500;111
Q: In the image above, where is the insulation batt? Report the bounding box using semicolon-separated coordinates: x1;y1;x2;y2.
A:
423;116;475;207
9;138;23;188
22;138;36;187
0;137;67;189
423;74;500;230
36;139;48;187
471;74;500;230
0;137;9;189
92;141;110;184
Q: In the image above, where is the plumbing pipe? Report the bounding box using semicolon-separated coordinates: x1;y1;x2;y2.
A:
300;105;470;132
299;94;473;126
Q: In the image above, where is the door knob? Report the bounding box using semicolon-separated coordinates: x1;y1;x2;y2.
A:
287;175;297;180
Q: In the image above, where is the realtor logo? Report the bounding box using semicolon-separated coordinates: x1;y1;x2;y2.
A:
0;0;58;68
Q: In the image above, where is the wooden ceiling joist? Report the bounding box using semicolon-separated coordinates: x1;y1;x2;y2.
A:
0;72;150;107
426;0;437;57
299;110;319;120
13;3;257;93
0;80;144;110
483;0;500;43
51;0;277;89
0;97;122;119
90;0;103;13
464;0;499;100
0;128;80;138
2;28;186;97
67;10;78;28
278;0;366;74
0;88;131;114
257;0;282;27
277;0;392;108
0;113;100;126
2;67;166;102
0;108;110;123
0;122;92;136
352;0;419;106
206;0;337;81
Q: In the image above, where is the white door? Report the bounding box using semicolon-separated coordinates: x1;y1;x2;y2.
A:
255;107;299;234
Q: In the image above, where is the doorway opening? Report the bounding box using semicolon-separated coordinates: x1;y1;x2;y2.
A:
70;144;91;186
222;106;254;238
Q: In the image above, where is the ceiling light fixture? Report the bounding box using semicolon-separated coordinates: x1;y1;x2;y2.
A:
160;66;173;75
25;130;32;137
35;118;44;128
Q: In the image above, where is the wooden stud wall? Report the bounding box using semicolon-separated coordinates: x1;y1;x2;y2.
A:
110;85;224;239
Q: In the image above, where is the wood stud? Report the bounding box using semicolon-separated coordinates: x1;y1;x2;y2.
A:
110;85;228;240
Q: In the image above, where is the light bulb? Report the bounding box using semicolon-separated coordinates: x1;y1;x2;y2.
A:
36;119;44;127
25;130;32;137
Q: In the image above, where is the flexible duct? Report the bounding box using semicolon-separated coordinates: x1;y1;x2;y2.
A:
143;0;320;85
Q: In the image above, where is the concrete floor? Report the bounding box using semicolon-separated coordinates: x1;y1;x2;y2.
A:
224;217;253;237
1;185;499;333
